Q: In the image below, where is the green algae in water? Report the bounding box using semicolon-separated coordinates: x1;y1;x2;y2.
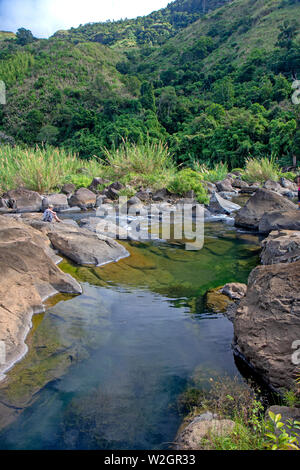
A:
0;222;261;450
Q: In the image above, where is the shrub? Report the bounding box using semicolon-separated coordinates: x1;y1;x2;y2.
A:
242;157;280;183
168;168;209;203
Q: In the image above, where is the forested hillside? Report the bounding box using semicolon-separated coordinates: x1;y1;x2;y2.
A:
0;0;299;168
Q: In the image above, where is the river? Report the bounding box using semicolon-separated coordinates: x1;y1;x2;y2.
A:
0;218;261;450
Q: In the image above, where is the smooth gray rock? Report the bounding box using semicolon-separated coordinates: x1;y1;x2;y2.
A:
208;192;241;215
48;224;129;266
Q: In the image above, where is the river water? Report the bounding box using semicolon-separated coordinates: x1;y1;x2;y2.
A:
0;219;261;450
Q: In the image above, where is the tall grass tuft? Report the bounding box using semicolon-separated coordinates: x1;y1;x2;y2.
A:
102;140;176;177
242;157;280;183
193;162;229;183
0;145;85;193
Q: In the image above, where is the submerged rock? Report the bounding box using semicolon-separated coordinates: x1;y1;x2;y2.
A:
234;189;297;230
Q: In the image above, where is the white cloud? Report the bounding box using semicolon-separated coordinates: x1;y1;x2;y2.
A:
0;0;172;38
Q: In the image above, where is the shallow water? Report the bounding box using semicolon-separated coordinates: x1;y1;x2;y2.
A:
0;221;261;450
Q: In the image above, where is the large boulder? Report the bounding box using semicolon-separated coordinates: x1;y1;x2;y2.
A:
234;260;300;390
4;188;43;213
61;183;76;196
208;192;241;215
69;187;96;208
261;230;300;265
42;193;69;212
259;210;300;234
152;188;170;202
47;224;129;266
234;188;297;230
0;216;82;380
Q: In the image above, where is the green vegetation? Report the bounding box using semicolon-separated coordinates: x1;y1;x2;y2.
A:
178;376;300;451
168;168;209;202
242;156;281;183
0;145;83;193
0;0;299;170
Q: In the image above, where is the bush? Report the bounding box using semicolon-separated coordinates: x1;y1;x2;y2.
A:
168;168;209;203
242;157;280;183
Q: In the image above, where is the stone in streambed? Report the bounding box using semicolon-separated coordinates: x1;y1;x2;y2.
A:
233;260;300;390
235;188;297;230
259;210;300;234
208;192;241;215
260;230;300;265
69;187;96;208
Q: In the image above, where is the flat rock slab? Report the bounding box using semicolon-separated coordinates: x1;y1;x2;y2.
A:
47;224;129;266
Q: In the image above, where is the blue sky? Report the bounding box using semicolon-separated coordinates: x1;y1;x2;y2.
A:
0;0;172;38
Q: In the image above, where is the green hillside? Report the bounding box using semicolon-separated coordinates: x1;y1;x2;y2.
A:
52;0;232;48
0;0;299;167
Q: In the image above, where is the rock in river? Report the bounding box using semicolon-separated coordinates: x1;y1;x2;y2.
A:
234;188;297;230
0;215;82;380
261;230;300;265
259;210;300;234
47;223;129;266
233;259;300;390
208;192;241;215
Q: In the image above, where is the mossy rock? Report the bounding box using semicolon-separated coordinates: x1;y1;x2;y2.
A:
205;286;233;313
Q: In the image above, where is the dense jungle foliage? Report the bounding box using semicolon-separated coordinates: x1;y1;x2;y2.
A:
0;0;299;169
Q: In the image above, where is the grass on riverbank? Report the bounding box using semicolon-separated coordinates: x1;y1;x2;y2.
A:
0;144;298;198
178;376;300;451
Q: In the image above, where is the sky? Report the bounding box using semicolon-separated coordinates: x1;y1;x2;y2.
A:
0;0;172;38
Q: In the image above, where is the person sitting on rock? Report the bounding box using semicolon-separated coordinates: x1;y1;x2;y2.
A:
42;204;61;223
297;175;300;209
